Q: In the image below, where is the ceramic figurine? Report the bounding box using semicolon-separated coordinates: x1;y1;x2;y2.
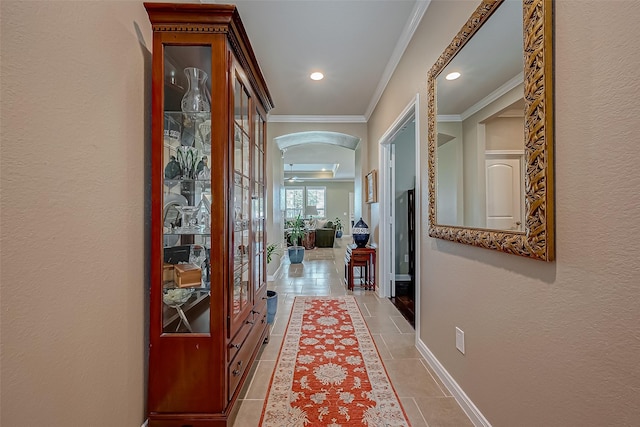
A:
196;155;209;177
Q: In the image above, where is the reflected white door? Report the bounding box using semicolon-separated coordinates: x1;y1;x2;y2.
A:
485;157;523;230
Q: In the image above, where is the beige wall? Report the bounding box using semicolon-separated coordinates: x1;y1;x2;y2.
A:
1;1;151;426
266;129;285;273
485;117;523;151
367;0;640;426
3;1;639;426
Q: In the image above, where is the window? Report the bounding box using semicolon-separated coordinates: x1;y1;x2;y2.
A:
284;186;326;219
285;187;304;219
305;187;326;218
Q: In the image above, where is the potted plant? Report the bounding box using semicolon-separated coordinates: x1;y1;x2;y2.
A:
265;242;281;326
266;242;281;264
287;214;305;264
334;217;344;238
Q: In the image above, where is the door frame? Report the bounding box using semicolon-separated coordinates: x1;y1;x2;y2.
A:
378;94;421;334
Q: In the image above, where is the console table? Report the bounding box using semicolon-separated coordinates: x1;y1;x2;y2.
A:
344;244;376;291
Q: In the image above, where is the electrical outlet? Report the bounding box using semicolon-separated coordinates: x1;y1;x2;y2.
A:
456;327;465;354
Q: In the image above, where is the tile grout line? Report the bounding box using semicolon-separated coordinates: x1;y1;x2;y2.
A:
419;357;449;397
378;333;394;360
409;396;431;427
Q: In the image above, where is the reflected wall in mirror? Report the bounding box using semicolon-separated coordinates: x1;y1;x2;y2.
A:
427;0;554;261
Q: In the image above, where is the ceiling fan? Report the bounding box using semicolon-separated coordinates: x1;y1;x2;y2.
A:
287;163;304;183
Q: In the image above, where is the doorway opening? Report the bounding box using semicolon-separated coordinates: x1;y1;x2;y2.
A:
379;95;421;330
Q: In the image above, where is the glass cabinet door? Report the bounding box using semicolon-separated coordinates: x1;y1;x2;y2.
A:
232;70;251;321
161;45;212;334
253;109;266;294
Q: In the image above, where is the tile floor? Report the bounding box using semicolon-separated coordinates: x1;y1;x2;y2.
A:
232;237;474;427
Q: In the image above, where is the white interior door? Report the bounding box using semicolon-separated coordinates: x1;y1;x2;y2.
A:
485;156;523;230
348;192;354;235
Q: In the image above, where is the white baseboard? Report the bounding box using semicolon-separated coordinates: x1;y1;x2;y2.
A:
141;419;148;427
267;257;283;282
415;338;491;427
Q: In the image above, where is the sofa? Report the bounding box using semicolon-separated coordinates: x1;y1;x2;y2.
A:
315;220;336;248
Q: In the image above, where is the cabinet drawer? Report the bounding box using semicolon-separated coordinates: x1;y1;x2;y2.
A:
228;319;252;362
227;313;267;401
227;330;253;401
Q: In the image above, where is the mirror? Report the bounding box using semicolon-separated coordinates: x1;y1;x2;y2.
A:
427;0;554;261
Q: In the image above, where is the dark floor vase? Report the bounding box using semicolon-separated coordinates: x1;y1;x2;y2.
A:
353;217;370;248
288;246;305;264
266;290;278;324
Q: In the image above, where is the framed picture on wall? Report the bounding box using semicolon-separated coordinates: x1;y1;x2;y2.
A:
366;170;377;203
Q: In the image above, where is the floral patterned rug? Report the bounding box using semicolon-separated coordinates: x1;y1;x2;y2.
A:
260;296;411;426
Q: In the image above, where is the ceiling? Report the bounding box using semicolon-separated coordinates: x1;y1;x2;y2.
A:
227;0;426;119
207;0;427;181
213;1;523;181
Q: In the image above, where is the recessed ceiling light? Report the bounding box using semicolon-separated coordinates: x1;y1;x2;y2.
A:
310;72;324;81
446;72;461;81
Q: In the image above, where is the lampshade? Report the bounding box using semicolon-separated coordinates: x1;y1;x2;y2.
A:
305;205;318;216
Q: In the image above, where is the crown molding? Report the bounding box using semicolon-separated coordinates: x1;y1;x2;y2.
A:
364;0;431;120
268;115;367;123
460;72;524;121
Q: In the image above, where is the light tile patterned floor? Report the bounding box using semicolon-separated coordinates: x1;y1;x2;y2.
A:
232;237;474;427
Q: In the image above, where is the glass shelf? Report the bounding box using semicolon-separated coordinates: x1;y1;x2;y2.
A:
164;229;211;236
165;178;211;186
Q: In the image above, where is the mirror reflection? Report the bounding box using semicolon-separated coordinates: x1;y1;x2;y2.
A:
435;0;524;232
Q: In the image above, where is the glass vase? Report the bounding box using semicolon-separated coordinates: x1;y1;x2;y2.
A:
181;67;211;114
181;67;211;148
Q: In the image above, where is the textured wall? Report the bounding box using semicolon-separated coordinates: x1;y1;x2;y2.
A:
266;130;285;274
367;0;640;425
0;2;152;426
2;1;639;426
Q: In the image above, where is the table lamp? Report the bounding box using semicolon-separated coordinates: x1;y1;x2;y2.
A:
305;205;318;220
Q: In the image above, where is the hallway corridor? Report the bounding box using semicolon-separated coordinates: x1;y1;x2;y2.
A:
232;238;474;426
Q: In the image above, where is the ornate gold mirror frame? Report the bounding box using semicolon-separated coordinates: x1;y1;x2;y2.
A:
427;0;554;261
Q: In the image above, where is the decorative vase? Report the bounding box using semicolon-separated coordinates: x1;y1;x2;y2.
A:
176;146;199;179
181;67;211;114
181;67;210;147
266;290;278;324
352;217;370;248
288;246;305;264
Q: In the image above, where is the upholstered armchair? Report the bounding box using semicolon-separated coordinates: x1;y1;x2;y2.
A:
315;220;336;248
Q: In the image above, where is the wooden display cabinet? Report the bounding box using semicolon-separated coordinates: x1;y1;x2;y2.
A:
145;4;273;426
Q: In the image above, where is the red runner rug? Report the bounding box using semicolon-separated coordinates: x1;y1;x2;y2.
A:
260;296;411;426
